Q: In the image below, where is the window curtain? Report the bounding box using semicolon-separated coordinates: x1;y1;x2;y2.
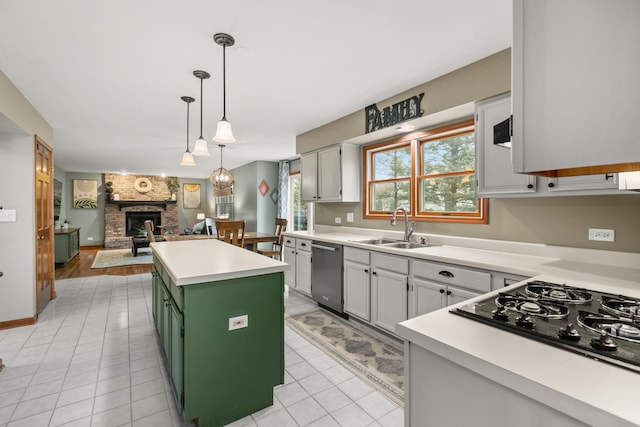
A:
277;160;289;219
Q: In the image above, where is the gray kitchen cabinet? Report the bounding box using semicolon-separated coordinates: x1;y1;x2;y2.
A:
475;93;623;197
371;252;408;334
475;93;536;197
295;238;312;296
300;144;360;202
512;0;640;175
282;236;296;289
343;247;371;322
410;259;491;318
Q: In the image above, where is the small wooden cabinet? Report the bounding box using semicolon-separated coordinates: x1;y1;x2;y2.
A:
371;252;409;334
54;227;80;265
343;247;371;321
282;236;297;289
295;239;312;296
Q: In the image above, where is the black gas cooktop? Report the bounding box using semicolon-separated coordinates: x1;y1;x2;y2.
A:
452;280;640;374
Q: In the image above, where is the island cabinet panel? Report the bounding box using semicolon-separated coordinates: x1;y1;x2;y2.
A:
152;258;284;427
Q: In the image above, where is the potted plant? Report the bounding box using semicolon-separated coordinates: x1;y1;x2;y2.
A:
137;226;148;237
166;177;180;201
105;181;114;200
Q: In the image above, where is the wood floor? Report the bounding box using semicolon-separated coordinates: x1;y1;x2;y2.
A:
54;246;152;279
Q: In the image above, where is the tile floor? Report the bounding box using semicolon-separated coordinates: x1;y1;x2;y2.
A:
0;274;403;427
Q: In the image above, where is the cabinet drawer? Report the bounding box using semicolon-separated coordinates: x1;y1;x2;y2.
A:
373;252;408;275
344;247;370;265
169;279;183;312
283;236;296;248
296;239;312;252
413;260;491;293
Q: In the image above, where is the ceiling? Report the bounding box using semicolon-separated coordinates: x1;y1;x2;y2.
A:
0;0;512;179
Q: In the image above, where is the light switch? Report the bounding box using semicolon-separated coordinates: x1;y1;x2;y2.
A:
346;212;354;223
0;209;17;222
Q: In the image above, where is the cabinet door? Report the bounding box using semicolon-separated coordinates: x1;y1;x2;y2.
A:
152;270;161;330
318;146;341;201
169;301;183;409
161;287;171;359
371;268;407;334
411;279;446;318
295;250;312;296
343;260;370;321
546;174;618;193
300;152;318;202
475;93;536;197
446;286;480;307
512;0;640;174
282;246;296;289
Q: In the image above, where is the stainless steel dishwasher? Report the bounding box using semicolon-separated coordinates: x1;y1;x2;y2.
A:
311;241;344;313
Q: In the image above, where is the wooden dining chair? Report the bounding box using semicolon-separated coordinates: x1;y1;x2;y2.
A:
258;218;288;260
215;220;246;247
144;220;166;243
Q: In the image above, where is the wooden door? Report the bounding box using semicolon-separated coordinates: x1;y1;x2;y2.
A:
35;136;55;314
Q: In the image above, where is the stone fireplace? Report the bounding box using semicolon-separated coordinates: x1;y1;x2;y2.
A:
103;174;179;248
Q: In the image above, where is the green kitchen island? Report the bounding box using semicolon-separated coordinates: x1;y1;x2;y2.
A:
150;239;287;427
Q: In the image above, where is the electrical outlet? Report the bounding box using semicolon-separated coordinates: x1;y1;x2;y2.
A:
588;228;615;242
335;217;342;224
346;212;354;223
229;314;248;331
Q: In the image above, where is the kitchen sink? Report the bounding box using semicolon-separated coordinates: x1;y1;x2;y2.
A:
353;238;400;245
384;242;430;249
352;238;437;250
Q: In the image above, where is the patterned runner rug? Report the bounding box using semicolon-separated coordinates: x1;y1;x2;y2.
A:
91;249;153;268
286;309;404;405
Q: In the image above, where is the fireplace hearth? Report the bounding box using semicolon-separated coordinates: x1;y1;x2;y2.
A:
126;211;161;236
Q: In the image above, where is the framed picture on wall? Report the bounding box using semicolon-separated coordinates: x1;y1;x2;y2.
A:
183;183;201;209
73;179;98;209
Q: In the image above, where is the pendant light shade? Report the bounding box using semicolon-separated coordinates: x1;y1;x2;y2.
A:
193;70;211;156
210;144;234;190
212;33;236;143
180;96;196;166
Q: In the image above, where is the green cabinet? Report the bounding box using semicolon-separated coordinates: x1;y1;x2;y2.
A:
54;227;80;265
151;256;284;427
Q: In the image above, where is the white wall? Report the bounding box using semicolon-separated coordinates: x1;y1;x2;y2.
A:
0;133;36;323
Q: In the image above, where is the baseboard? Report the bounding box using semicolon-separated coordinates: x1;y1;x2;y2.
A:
0;316;36;330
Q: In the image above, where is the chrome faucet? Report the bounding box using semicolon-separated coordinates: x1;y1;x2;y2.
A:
391;207;414;242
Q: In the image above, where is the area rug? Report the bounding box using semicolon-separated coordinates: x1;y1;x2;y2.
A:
91;249;153;268
286;309;404;405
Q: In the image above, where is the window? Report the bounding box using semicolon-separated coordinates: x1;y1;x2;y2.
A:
364;119;487;223
288;172;313;231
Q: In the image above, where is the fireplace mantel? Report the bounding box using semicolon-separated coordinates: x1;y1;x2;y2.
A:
107;200;177;211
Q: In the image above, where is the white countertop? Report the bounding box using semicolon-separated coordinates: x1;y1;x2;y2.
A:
150;239;288;286
285;227;640;426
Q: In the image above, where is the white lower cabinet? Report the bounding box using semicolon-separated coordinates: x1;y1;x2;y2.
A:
410;259;491;318
282;237;296;289
295;239;312;296
371;253;409;334
343;247;371;321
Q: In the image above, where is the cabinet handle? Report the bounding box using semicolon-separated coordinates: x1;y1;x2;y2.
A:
527;184;533;189
446;290;452;296
605;173;614;180
364;269;369;273
439;289;445;294
300;242;307;247
548;182;555;188
438;270;454;278
372;271;377;275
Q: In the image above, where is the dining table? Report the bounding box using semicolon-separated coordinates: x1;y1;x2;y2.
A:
164;231;277;252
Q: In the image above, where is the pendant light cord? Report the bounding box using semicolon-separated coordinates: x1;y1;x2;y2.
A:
199;77;204;138
222;44;227;120
186;101;190;150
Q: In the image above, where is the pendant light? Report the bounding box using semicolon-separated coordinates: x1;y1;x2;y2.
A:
192;70;211;156
209;144;234;190
180;96;196;166
212;33;236;143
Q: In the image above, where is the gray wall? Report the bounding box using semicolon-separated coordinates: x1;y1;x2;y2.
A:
231;161;278;234
178;177;210;233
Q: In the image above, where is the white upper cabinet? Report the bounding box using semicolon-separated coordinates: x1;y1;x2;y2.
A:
475;93;536;197
300;144;360;202
511;0;640;176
